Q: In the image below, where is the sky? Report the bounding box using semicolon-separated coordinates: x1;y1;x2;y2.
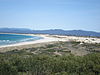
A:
0;0;100;32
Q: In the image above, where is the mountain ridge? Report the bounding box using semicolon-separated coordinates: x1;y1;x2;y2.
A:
0;28;100;37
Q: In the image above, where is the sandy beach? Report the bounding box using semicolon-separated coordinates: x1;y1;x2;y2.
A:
0;34;65;48
0;33;100;52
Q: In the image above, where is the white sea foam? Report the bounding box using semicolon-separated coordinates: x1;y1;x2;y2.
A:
0;40;17;44
0;34;43;46
0;40;10;42
20;38;34;42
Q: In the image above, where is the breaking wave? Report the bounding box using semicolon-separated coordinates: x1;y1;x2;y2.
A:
0;34;43;46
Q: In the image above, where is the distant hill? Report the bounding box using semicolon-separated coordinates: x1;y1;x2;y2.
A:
0;28;100;37
0;28;33;33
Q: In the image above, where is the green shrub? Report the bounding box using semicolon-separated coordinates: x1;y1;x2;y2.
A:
0;53;100;75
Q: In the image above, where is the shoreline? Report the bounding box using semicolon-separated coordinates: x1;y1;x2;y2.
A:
0;34;65;48
0;33;100;52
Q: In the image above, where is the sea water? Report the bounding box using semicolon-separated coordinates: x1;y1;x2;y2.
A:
0;34;43;46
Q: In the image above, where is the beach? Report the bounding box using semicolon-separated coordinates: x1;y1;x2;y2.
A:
0;34;65;48
0;33;100;52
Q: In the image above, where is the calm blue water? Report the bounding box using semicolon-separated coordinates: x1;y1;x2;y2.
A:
0;34;43;46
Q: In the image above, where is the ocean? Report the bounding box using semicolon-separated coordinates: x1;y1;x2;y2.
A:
0;34;43;46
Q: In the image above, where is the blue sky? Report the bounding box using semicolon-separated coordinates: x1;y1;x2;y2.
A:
0;0;100;32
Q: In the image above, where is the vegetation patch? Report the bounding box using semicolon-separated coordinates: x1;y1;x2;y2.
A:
0;41;100;75
0;52;100;75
